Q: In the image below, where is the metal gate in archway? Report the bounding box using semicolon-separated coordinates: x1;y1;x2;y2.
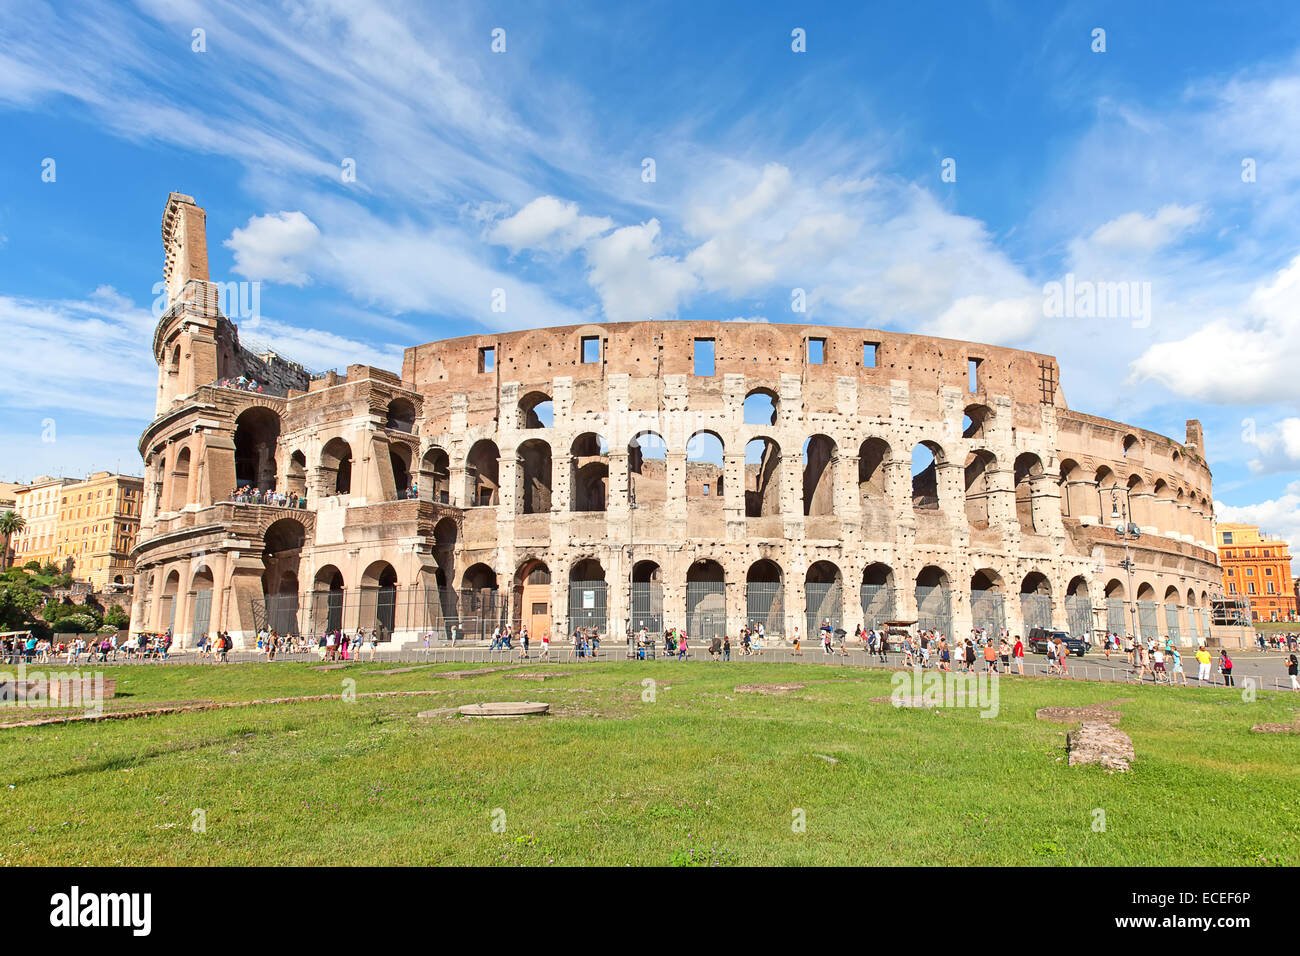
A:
1137;601;1160;641
859;585;896;630
1020;593;1053;631
686;581;726;641
568;580;608;637
630;582;663;635
745;581;784;636
1106;598;1126;635
915;585;952;635
190;589;212;640
1066;594;1093;640
804;581;843;641
970;590;1005;638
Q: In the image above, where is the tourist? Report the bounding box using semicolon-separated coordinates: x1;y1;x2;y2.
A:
723;635;731;661
1152;644;1167;683
998;637;1010;672
1195;645;1212;682
1287;653;1298;691
791;626;801;656
539;629;550;660
677;632;689;660
1219;649;1234;687
1169;646;1187;685
709;636;722;660
822;625;834;656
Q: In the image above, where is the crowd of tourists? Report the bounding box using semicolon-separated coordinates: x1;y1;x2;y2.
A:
230;486;307;508
1256;631;1299;651
2;632;174;664
218;375;265;393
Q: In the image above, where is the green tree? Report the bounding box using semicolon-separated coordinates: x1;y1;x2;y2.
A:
0;511;25;572
103;604;130;630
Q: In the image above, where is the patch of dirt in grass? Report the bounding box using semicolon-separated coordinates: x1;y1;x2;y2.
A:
1251;711;1300;734
735;683;805;695
507;672;574;681
1035;701;1127;724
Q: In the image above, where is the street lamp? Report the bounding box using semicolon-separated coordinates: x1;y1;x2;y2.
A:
626;484;637;651
1111;492;1141;644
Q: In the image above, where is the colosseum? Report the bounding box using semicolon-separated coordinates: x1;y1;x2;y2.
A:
129;193;1233;649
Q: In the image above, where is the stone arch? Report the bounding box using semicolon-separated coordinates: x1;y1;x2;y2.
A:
518;391;553;429
286;450;307;496
962;403;993;439
744;437;781;518
234;406;281;492
466;439;500;506
804;560;844;635
516;438;552;514
385;397;416;433
858;437;890;499
686;430;724;499
320;437;353;496
169;446;192;511
419;445;451;503
571;433;609;512
628;431;667;505
390;443;413;497
685;558;726;641
802;434;837;516
911;440;944;510
964;448;997;529
743;387;778;426
915;565;952;634
1013;452;1044;533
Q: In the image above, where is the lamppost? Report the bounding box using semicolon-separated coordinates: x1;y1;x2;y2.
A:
1111;490;1141;643
626;483;637;650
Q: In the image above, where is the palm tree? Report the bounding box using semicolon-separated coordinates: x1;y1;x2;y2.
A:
0;510;25;572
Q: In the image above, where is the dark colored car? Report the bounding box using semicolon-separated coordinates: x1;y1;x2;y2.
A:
1027;627;1089;657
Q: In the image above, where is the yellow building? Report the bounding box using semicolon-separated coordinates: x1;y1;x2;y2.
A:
11;473;143;589
1216;522;1297;623
54;472;144;590
11;476;80;568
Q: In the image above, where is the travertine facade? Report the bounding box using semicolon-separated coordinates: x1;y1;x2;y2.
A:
130;194;1230;648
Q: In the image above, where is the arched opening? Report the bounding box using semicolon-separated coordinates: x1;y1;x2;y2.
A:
858;438;890;501
518;391;553;429
802;434;837;516
359;561;398;641
190;566;214;643
1122;434;1140;458
1163;584;1185;645
568;558;607;637
963;403;992;439
419;446;451;503
160;569;180;634
686;431;724;500
1020;571;1052;631
970;568;1005;638
312;565;345;634
320;438;353;496
516;438;552;514
1135;582;1159;641
385;397;416;433
513;559;552;640
744;437;781;518
1066;575;1091;638
915;566;952;635
571;433;609;512
804;560;843;638
745;559;783;636
911;442;942;511
466;439;500;506
861;563;896;628
628;431;667;506
461;562;501;642
1014;453;1044;534
686;558;726;641
743;388;778;426
1105;578;1128;635
964;449;997;529
169;447;191;511
262;518;305;635
234;407;281;492
390;444;413;498
1058;458;1084;518
286;450;307;497
631;560;664;634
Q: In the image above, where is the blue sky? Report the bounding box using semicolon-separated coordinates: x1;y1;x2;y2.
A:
1;0;1299;562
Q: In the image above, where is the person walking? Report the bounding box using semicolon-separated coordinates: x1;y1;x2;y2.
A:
983;640;998;674
1287;653;1298;691
791;626;801;657
539;629;550;661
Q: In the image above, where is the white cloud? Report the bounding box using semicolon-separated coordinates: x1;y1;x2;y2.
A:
1129;255;1300;404
225;211;322;285
1245;417;1300;475
686;162;792;235
487;196;612;254
585;220;699;322
1087;204;1203;253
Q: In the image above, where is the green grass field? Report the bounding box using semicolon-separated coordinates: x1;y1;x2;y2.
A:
2;660;1297;866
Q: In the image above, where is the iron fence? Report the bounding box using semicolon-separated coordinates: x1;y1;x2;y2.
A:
1020;593;1053;631
1137;600;1160;641
804;581;843;640
630;581;663;635
970;590;1005;637
1066;594;1092;639
685;580;726;642
745;581;785;636
915;585;952;635
567;580;608;637
859;585;896;630
1106;597;1126;635
251;586;507;643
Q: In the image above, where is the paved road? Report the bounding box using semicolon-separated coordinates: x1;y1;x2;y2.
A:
27;644;1300;693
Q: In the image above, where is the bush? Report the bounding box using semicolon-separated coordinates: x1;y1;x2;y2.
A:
51;613;97;634
97;624;118;635
22;561;39;572
103;605;130;630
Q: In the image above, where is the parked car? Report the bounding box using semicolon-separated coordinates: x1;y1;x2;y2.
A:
1027;627;1089;657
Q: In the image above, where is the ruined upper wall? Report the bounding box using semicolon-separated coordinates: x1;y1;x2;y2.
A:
402;320;1063;423
162;192;209;308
